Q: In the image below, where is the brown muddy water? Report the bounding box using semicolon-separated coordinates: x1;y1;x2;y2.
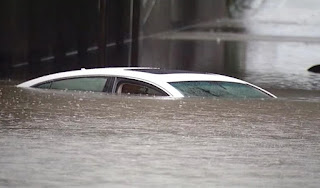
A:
0;81;319;187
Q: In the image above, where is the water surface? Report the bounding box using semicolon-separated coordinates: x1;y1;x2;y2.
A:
1;83;319;187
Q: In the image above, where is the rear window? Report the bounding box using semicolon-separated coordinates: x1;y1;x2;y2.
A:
35;77;107;92
169;81;271;98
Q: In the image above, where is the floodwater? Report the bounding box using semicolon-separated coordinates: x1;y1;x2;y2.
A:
1;0;320;187
1;39;320;187
2;2;320;185
0;78;319;187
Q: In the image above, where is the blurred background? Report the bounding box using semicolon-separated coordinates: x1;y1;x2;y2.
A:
0;0;319;90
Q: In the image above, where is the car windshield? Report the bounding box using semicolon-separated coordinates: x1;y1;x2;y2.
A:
169;81;271;98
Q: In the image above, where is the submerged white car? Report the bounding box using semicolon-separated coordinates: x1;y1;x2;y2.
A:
17;67;276;98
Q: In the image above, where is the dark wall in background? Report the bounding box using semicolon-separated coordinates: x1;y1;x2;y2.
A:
0;0;134;80
0;0;229;80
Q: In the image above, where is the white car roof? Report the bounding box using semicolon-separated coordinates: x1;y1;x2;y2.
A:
17;67;276;98
17;67;246;85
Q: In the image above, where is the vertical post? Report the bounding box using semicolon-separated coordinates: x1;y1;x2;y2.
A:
53;0;66;73
98;0;106;67
130;0;140;67
127;0;133;67
27;0;41;78
0;1;14;79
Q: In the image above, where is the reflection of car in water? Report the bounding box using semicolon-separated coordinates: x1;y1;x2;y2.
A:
17;67;277;98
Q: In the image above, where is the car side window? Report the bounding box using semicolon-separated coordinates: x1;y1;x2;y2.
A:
36;82;51;89
116;79;168;96
35;77;108;92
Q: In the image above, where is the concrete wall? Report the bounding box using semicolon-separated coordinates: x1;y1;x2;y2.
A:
138;0;227;73
0;0;229;79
